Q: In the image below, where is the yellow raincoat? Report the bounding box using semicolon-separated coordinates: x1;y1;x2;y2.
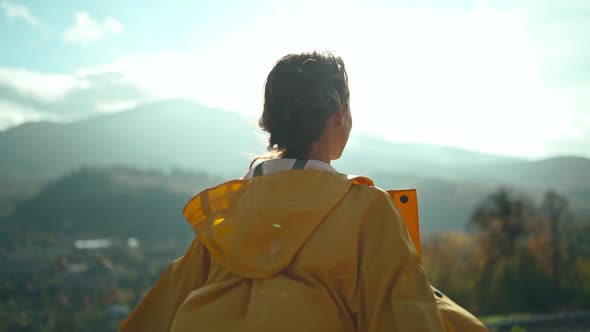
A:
120;169;488;331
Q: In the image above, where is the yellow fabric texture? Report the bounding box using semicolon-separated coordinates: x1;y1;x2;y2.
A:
119;170;488;332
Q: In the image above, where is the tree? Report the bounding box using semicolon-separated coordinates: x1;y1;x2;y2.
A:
469;187;533;261
540;190;570;284
422;231;481;310
468;187;536;312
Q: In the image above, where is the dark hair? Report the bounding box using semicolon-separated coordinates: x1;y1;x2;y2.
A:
258;51;349;161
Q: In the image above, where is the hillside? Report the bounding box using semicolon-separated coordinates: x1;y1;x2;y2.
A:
0;167;224;246
1;98;531;181
3;166;589;246
0;166;487;244
372;173;492;233
0;99;263;179
463;156;590;192
1;98;589;236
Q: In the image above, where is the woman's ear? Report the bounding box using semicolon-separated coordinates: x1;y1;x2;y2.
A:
333;109;345;125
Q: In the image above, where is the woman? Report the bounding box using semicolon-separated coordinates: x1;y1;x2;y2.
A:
120;52;488;331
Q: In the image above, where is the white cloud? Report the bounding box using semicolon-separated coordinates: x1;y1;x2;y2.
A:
0;65;151;128
97;100;140;113
1;0;44;29
104;17;123;34
0;100;46;130
62;12;123;45
0;38;587;158
0;68;85;103
0;2;588;158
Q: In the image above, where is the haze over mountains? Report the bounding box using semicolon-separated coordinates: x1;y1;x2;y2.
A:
2;99;587;180
1;99;589;235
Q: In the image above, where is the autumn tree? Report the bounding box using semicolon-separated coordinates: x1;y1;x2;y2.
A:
467;187;538;312
540;190;570;285
469;187;533;263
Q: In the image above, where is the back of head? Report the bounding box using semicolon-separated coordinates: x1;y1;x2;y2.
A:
260;51;350;160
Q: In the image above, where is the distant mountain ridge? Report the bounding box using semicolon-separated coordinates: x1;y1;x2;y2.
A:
1;98;589;235
0;98;542;177
2;99;588;188
0;99;262;179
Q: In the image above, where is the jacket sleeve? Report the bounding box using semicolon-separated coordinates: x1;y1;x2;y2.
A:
432;286;490;331
119;236;210;332
355;190;446;332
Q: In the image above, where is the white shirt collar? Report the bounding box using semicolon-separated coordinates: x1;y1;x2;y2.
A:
241;158;338;180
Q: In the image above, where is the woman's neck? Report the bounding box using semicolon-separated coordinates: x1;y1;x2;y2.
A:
306;142;331;164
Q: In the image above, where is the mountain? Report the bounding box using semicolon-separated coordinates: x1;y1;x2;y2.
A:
1;98;589;235
4;165;587;246
0;98;527;181
0;166;502;245
0;177;42;220
462;156;590;192
0;167;224;246
3;98;587;191
0;99;263;180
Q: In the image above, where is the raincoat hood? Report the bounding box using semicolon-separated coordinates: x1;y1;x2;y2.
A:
183;169;373;279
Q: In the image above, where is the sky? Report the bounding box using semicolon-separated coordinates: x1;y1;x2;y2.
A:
0;0;588;159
